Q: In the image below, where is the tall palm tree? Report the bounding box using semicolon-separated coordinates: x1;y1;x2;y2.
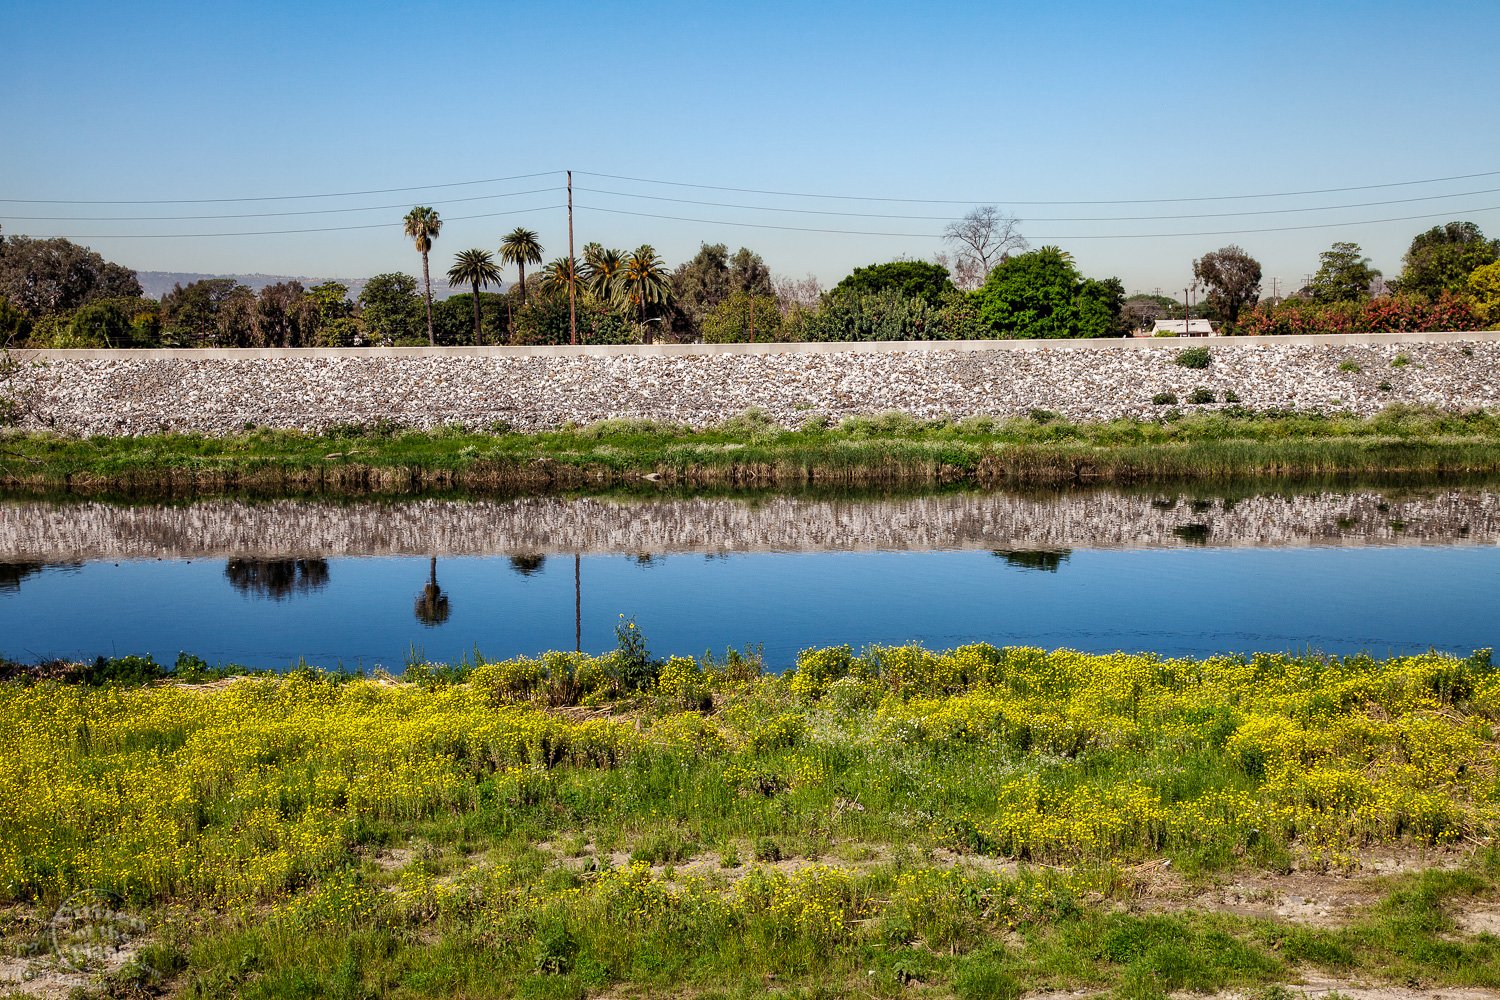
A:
580;243;625;303
446;248;502;345
617;245;671;334
403;206;443;345
499;228;544;308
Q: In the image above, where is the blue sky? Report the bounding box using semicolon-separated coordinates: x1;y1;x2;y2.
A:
3;0;1498;298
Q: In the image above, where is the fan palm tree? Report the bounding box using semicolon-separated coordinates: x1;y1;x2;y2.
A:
499;228;544;307
617;245;671;332
446;248;503;345
539;257;578;297
580;243;625;304
403;206;443;345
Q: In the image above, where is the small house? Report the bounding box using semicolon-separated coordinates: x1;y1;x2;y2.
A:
1149;319;1216;337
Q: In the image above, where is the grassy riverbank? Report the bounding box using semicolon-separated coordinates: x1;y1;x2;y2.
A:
2;640;1497;998
5;407;1500;495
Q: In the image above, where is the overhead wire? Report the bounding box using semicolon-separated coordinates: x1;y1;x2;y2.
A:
0;187;561;222
0;170;565;205
574;168;1500;206
21;205;563;240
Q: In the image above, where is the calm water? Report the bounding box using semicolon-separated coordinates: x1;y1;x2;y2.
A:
2;488;1497;669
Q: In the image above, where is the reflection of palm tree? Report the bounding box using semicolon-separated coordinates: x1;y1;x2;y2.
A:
508;554;546;576
574;553;581;654
414;556;450;627
631;553;659;567
225;559;331;600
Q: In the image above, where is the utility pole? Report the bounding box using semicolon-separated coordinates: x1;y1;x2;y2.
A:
567;170;577;347
1184;287;1190;335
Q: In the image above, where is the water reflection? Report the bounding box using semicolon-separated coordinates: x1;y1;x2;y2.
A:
414;557;450;627
508;554;546;577
1;563;46;593
4;488;1497;561
993;549;1072;572
224;559;330;600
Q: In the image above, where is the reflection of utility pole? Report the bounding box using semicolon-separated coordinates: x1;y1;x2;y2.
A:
574;553;581;653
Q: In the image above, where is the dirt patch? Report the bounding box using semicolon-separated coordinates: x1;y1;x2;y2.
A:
368;847;414;872
1200;975;1500;998
1454;905;1500;937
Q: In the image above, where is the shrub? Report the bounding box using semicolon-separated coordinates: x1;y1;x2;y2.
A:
1175;346;1211;369
1188;387;1216;405
1338;359;1362;372
1391;353;1411;368
1152;392;1178;406
1223;389;1241;403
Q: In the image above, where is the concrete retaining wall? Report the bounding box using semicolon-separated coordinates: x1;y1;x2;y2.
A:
5;332;1498;435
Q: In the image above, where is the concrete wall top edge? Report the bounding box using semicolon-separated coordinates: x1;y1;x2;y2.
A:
11;330;1499;361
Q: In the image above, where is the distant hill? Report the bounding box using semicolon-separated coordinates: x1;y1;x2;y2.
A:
135;272;485;302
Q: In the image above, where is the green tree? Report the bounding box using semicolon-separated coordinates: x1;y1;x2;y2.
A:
161;278;245;346
446;248;503;345
403;206;443;345
1192;245;1262;328
0;236;141;316
832;260;955;307
511;287;637;346
499;228;544;308
358;272;424;345
539;257;578;297
0;295;31;344
1309;242;1381;303
1395;221;1500;299
702;291;781;343
974;247;1123;339
1469;260;1500;327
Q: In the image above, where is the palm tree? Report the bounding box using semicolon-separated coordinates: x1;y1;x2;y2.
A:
580;243;625;304
617;245;672;335
499;228;544;308
403;206;443;345
446;248;502;345
539;257;578;297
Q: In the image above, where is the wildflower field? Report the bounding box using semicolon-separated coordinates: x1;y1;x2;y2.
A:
1;641;1498;999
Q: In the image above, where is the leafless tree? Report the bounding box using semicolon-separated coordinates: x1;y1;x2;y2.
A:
942;207;1028;289
773;272;823;312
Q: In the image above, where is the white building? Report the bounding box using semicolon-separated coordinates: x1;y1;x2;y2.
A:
1150;319;1216;337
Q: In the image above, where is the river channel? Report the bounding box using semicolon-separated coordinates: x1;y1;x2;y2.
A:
2;485;1496;669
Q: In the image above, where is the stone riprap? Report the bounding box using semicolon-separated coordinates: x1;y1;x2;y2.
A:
3;489;1494;560
6;335;1499;436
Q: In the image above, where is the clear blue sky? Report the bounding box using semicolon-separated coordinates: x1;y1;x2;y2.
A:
4;0;1498;298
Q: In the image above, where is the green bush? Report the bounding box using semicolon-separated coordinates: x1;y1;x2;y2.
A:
1152;392;1178;406
1188;387;1216;405
1175;346;1211;369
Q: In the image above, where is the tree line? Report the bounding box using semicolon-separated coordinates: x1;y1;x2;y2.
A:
2;211;1497;349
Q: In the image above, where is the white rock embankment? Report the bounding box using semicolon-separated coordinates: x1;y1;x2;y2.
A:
5;338;1499;436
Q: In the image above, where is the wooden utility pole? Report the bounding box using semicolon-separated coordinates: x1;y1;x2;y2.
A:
567;170;577;346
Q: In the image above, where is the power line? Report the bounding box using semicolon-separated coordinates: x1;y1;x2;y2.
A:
572;184;1500;223
0;187;561;222
0;171;565;206
5;165;1496;209
575;202;1500;240
575;168;1500;206
17;205;563;239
